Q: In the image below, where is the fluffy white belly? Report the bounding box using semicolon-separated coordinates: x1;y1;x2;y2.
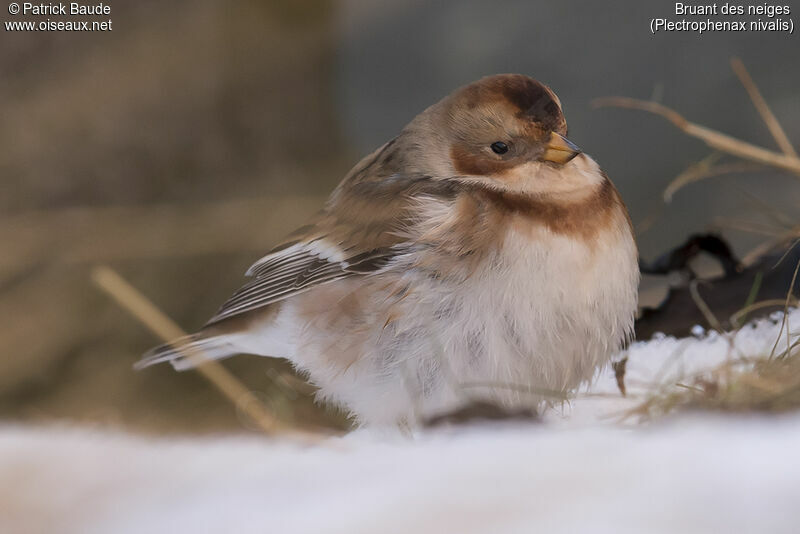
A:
274;228;638;426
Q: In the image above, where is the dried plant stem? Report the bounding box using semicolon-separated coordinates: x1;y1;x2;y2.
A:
592;97;800;176
737;188;797;229
730;299;797;328
739;231;800;268
769;259;800;358
91;265;320;440
664;161;765;202
689;280;723;332
714;217;787;237
598;60;797;206
730;57;797;158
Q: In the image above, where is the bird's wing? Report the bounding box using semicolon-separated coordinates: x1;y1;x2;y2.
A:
206;238;403;325
205;173;453;326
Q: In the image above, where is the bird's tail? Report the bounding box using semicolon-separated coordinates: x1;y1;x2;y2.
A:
136;333;240;371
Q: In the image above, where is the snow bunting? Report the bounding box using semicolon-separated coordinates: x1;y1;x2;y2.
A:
139;74;639;426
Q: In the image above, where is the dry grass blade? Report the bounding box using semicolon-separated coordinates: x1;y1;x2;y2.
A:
633;202;666;236
769;259;800;358
731;57;797;158
740;232;800;268
663;161;765;202
714;217;788;237
91;265;327;442
730;298;796;329
736;188;797;229
457;381;569;401
592;97;800;176
634;355;800;418
689;279;722;331
633;266;800;420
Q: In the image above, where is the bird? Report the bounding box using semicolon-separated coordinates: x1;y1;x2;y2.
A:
138;74;639;427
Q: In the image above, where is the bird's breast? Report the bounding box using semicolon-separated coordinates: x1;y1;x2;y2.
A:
424;220;639;389
471;224;636;322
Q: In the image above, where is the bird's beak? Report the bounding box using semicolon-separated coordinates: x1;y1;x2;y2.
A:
541;132;581;165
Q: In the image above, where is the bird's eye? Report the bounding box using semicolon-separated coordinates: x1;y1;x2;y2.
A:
490;141;509;155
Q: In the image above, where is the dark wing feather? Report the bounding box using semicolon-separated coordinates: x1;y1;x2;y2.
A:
205;244;402;326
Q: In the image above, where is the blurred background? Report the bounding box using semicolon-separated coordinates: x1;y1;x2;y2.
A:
2;0;799;433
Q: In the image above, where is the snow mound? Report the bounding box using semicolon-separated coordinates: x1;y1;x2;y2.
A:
552;307;800;425
2;417;799;534
2;309;799;533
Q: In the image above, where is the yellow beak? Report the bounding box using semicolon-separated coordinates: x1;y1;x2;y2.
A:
541;132;581;165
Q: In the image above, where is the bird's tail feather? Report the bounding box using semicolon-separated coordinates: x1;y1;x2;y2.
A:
136;333;239;371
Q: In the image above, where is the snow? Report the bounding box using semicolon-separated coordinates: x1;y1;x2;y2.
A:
551;307;800;425
2;309;799;534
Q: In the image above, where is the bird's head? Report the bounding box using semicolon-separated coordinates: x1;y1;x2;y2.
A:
408;74;604;199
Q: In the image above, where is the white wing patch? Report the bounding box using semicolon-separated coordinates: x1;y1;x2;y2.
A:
245;240;345;277
207;240;402;325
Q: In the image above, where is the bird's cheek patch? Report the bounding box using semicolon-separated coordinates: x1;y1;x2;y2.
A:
450;143;515;177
